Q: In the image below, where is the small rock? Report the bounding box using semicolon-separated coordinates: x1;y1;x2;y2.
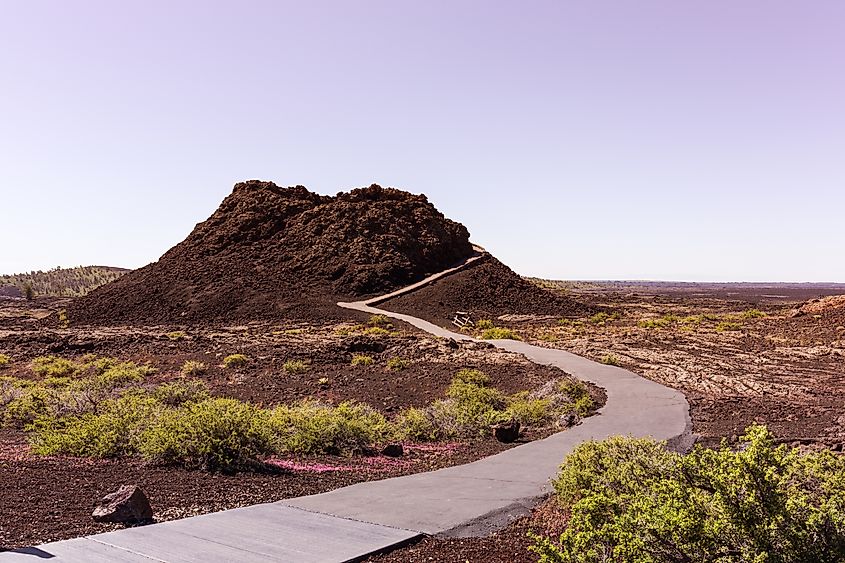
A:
92;485;153;525
446;338;460;349
492;421;520;443
382;443;404;457
559;413;580;428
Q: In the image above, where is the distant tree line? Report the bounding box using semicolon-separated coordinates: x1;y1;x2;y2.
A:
0;266;128;298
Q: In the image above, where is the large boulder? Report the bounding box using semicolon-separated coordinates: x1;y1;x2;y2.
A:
92;485;153;525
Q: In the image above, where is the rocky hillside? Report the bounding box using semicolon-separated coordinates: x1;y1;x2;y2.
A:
68;182;474;324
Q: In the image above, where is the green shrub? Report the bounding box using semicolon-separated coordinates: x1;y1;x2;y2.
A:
153;380;210;406
742;308;767;319
351;354;374;366
181;360;207;376
283;360;309;374
638;317;672;329
395;407;439;441
454;368;490;386
716;321;743;332
166;331;187;341
139;398;271;472
599;354;621;366
588;312;619;325
368;314;391;327
223;354;249;369
386;357;409;371
4;386;53;426
32;356;79;378
532;425;845;563
268;400;391;455
29;394;162;458
505;393;553;426
362;326;391;336
91;362;151;389
475;319;494;330
0;354;11;369
479;327;521;340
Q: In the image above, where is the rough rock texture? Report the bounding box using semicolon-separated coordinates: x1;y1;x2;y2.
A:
492;421;521;443
793;295;845;317
381;255;594;325
0;286;22;298
68;182;474;325
91;484;153;524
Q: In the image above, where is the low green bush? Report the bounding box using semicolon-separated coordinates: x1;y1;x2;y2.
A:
505;393;553;426
153;380;210;406
181;360;207;376
362;326;391;336
588;312;619;325
479;327;522;340
475;319;494;329
532;425;845;563
166;331;187;341
223;354;250;368
386;357;409;371
283;360;309;374
742;308;767;319
139;398;271;472
716;321;743;332
351;354;374;366
32;356;79;378
599;354;621;366
268;400;391;455
395;407;439;441
29;394;162;458
0;354;11;369
368;314;391;327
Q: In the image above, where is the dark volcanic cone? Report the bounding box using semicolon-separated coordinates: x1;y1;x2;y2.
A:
69;181;474;324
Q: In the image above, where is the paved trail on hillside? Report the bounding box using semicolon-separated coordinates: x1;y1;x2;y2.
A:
1;252;692;562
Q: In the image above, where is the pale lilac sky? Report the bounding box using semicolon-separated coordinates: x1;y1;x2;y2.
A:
1;1;843;281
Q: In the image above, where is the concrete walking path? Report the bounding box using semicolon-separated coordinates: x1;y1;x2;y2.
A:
1;252;692;561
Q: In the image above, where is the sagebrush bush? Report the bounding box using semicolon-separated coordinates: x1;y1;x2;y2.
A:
742;308;767;319
479;327;521;340
181;360;207;376
599;354;621;366
139;398;272;472
505;393;553;426
153;380;210;406
166;331;187;341
475;319;494;330
29;394;162;458
395;407;439;441
362;326;391;337
368;314;391;327
0;354;11;369
223;354;249;368
386;357;409;371
532;425;845;563
351;354;374;366
268;400;391;455
283;360;308;374
32;356;78;378
716;321;743;332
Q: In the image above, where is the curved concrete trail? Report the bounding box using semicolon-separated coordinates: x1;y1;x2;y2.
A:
1;252;692;562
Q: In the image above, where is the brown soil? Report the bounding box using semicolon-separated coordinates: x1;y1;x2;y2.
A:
381;255;595;326
67;182;474;325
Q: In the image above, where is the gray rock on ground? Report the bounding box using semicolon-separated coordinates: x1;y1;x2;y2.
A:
92;485;153;525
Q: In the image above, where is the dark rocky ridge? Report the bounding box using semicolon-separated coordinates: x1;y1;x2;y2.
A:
69;181;474;324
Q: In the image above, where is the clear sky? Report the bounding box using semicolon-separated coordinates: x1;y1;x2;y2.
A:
1;1;843;281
